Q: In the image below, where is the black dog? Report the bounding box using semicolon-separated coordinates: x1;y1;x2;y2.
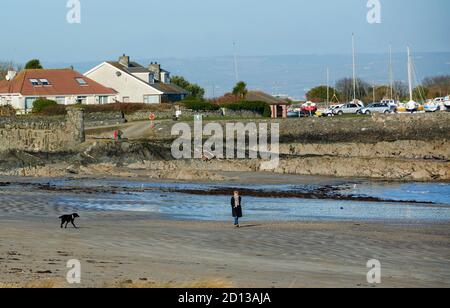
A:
59;213;80;229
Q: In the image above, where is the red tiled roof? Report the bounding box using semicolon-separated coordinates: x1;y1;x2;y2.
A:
0;69;116;96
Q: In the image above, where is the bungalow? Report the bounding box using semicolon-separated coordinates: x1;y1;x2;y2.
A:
0;69;117;114
84;55;188;104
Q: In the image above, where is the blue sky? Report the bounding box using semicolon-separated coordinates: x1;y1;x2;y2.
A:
1;0;449;63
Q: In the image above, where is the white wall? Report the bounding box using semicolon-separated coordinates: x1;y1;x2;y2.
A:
0;95;24;111
160;71;171;84
133;72;154;84
0;94;115;114
85;63;162;103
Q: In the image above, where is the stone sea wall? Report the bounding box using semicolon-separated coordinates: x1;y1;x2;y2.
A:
0;108;85;152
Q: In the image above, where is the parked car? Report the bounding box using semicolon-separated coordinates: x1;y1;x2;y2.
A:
380;99;398;109
333;102;364;115
360;103;395;115
443;96;450;110
434;97;445;104
319;104;343;117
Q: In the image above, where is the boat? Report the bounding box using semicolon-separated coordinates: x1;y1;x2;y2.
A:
424;100;440;112
424;98;444;112
301;101;318;115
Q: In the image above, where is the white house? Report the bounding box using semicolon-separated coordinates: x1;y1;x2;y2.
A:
84;55;188;104
0;69;117;113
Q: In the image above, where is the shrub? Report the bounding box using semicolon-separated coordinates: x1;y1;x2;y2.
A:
221;101;271;117
37;103;175;116
38;104;68;116
32;98;58;114
182;100;220;111
81;103;173;114
0;105;17;116
212;93;239;105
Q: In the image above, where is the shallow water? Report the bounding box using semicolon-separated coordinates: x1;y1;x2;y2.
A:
2;178;448;222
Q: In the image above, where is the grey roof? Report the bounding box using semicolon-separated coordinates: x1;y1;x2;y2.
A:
107;61;188;95
150;80;190;94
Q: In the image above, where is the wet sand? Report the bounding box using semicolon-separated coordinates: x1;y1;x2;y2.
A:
1;211;449;288
1;175;449;288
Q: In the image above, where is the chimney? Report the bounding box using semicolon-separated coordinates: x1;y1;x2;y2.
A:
5;70;17;81
148;62;161;81
119;54;130;67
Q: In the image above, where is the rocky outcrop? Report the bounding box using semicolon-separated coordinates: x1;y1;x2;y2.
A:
280;140;450;161
1;113;449;182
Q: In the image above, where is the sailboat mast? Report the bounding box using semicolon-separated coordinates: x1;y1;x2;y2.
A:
233;41;239;82
326;67;330;106
373;81;376;103
352;33;356;101
407;47;413;101
389;45;394;99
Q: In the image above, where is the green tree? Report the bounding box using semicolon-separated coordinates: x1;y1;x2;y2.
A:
306;86;340;103
232;81;248;99
186;84;205;100
171;75;205;99
25;59;43;70
171;76;190;89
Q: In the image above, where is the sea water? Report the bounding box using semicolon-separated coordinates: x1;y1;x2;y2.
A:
14;178;448;222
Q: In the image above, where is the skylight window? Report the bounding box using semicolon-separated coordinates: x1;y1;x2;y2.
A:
39;79;51;86
29;79;40;86
75;78;88;86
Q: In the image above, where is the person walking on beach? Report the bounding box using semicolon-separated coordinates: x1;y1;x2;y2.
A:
231;191;243;228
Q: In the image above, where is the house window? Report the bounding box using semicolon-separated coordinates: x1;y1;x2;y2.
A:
76;96;87;104
29;79;40;86
25;97;38;112
143;95;159;104
55;97;66;105
39;79;51;86
98;96;108;104
123;97;130;103
75;78;88;86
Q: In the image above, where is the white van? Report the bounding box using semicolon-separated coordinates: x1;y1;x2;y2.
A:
444;96;450;109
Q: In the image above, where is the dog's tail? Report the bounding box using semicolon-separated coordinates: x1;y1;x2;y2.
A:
58;215;64;219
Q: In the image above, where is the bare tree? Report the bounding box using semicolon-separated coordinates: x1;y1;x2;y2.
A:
422;75;450;98
0;61;23;80
393;81;409;101
336;78;370;102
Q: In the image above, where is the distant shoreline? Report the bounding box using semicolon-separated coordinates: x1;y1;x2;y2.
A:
41;52;450;100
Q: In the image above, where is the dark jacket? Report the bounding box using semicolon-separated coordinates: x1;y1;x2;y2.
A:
231;196;243;218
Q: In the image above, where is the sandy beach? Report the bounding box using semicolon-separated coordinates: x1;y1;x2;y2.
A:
1;201;449;288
